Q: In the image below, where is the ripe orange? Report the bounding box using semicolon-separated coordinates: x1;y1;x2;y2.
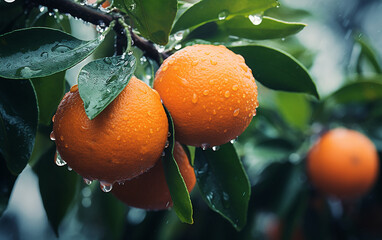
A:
52;76;169;184
153;44;258;148
111;142;196;210
307;128;379;199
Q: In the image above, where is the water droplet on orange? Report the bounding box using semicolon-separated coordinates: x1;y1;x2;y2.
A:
232;85;238;91
192;93;198;104
210;60;217;65
212;109;217;115
65;144;69;148
203;90;209;96
224;91;230;98
191;60;199;66
233;109;240;117
162;65;168;71
60;136;64;141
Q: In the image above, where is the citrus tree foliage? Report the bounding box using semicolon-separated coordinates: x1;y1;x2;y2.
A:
1;0;381;239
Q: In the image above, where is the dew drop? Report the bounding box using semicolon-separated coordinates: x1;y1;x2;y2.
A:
129;3;136;10
51;44;73;53
100;181;113;192
203;90;209;96
201;143;210;150
16;66;42;78
150;128;154;134
161;151;166;157
50;131;56;141
164;140;170;148
233;109;240;117
65;144;69;148
224;91;230;98
212;109;217;115
40;52;48;58
192;93;198;104
191;60;199;66
232;85;238;91
60;136;64;141
212;146;220;151
174;31;184;41
70;84;78;92
210;60;217;65
157;45;165;53
218;10;228;20
67;166;72;171
230;137;238;144
249;13;263;25
175;44;182;50
167;132;171;137
55;151;66;166
83;178;93;185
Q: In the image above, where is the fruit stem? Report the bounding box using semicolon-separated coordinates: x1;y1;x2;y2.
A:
118;18;133;54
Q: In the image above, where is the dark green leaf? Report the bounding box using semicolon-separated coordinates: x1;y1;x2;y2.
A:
78;55;137;120
327;79;382;104
229;45;319;98
31;72;65;126
33;145;80;237
0;78;38;175
115;0;177;45
0;0;24;34
172;0;279;33
162;106;193;224
0;154;17;217
0;27;105;79
187;16;305;42
194;143;251;230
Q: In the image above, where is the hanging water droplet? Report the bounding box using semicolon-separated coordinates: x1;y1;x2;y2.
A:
212;146;220;151
164;140;170;148
39;6;46;12
161;151;166;157
50;131;56;141
218;10;228;20
167;132;171;137
100;181;113;192
230;137;238;144
201;143;210;150
83;178;93;185
67;166;72;171
249;13;263;25
175;44;182;50
174;31;184;41
55;151;66;166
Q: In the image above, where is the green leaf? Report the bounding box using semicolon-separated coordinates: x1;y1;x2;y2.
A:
186;16;306;42
327;79;382;104
0;78;38;175
115;0;177;45
275;92;311;130
172;0;279;33
0;27;105;79
31;72;66;126
33;145;80;237
229;45;319;98
355;34;382;74
78;55;137;120
194;143;251;230
0;154;17;217
162;106;193;224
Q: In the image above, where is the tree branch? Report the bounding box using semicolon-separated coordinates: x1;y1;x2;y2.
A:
31;0;167;63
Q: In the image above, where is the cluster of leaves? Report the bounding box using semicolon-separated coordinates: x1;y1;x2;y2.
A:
1;0;382;239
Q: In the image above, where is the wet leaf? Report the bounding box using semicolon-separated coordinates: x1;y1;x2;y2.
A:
0;27;105;79
194;143;250;230
78;55;136;120
229;45;319;98
0;78;38;175
172;0;279;33
114;0;177;45
31;72;65;126
162;106;193;224
186;16;306;41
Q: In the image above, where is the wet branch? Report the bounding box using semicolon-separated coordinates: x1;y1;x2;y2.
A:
30;0;167;63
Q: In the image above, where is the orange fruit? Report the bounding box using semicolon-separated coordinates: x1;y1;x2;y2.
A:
307;128;379;199
111;142;196;210
153;44;258;148
52;76;168;184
